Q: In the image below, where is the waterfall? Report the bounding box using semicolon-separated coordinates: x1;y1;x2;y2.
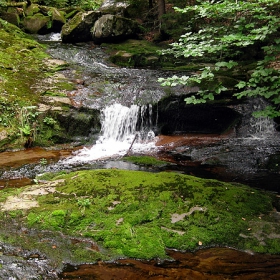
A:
64;103;156;164
235;98;277;139
99;104;140;142
248;115;276;139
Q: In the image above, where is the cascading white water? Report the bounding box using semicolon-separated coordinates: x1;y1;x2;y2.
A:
235;98;277;139
63;103;157;164
249;115;276;139
99;104;139;142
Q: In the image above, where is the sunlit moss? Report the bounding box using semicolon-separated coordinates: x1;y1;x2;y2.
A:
123;155;170;166
0;19;75;149
0;169;279;262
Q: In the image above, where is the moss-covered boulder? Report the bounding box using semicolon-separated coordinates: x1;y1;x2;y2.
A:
21;13;51;34
102;39;165;68
40;6;66;32
0;11;20;26
91;14;139;44
24;4;41;17
61;10;101;43
21;6;66;34
0;169;279;265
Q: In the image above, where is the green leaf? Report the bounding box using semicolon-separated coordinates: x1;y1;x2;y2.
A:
184;96;206;104
215;61;238;69
159;0;280;117
235;81;247;89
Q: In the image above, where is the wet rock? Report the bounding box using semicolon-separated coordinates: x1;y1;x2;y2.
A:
0;252;57;280
91;14;139;44
56;108;101;139
264;153;280;172
22;13;51;34
41;96;72;107
99;0;130;16
155;95;240;135
0;11;20;26
40;6;66;32
61;10;101;43
24;4;41;16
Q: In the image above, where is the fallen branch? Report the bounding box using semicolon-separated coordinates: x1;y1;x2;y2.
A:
124;133;139;157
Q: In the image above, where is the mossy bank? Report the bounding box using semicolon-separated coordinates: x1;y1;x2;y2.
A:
0;19;80;150
0;169;279;267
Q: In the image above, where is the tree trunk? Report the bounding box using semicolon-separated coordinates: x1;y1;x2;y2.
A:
157;0;166;18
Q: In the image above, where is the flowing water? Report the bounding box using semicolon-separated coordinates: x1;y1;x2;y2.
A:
1;34;280;188
1;33;280;279
63;103;157;165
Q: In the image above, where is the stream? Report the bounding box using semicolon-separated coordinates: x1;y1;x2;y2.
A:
1;33;280;279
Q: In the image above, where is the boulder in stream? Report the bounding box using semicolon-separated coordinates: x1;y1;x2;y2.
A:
21;5;66;34
22;13;51;34
91;14;139;44
61;10;101;43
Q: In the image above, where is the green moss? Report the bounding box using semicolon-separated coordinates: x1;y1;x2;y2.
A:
102;39;165;68
1;169;277;261
123;155;170;166
0;19;75;149
103;39;162;55
101;39;201;70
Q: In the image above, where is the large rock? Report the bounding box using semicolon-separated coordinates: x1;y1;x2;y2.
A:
56;108;101;139
91;14;139;44
0;11;20;26
24;4;41;16
155;95;240;135
61;10;101;43
99;0;130;16
22;14;51;34
40;6;66;32
21;6;66;34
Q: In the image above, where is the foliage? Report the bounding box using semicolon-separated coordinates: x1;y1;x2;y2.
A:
0;97;18;127
19;106;39;138
43;116;57;126
0;0;6;7
39;158;48;165
159;0;280;117
39;0;102;10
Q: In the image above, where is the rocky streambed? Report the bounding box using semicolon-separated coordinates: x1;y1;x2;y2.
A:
0;148;280;279
0;24;280;280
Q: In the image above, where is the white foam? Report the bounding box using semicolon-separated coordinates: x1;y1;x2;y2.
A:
62;103;157;165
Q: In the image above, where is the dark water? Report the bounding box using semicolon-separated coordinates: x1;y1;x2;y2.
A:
59;248;280;280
